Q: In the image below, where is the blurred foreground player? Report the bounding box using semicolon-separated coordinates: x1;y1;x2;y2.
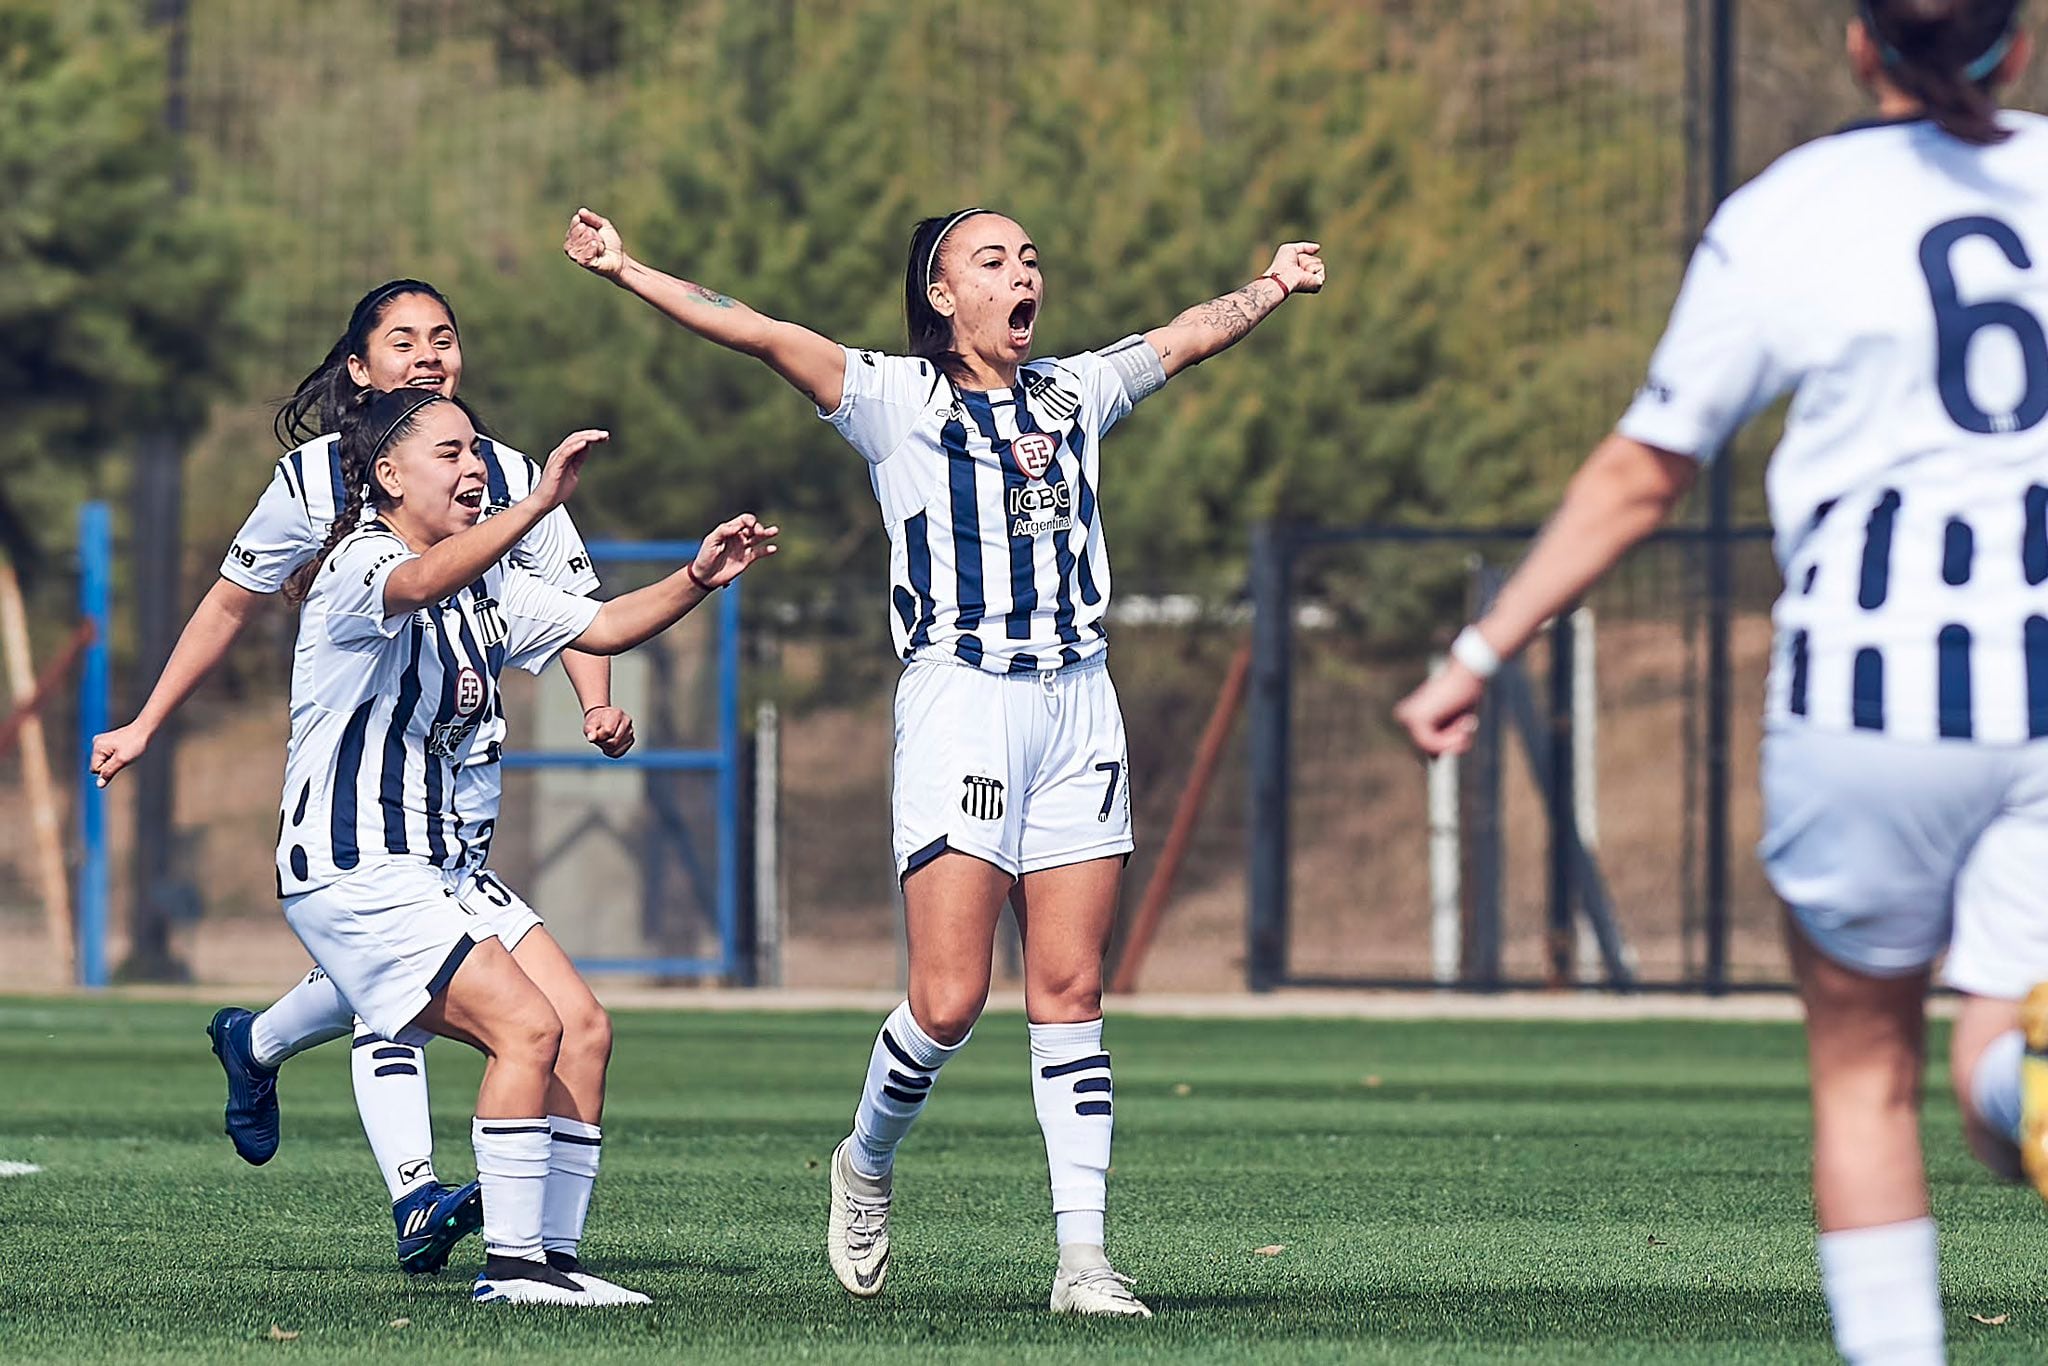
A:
1397;4;2043;1361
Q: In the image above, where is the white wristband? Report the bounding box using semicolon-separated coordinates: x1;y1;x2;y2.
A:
1449;625;1501;680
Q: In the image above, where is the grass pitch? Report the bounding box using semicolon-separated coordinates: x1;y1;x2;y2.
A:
3;999;2047;1363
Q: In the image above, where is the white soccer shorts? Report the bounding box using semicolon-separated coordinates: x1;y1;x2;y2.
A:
1760;724;2048;997
282;860;495;1045
449;865;545;950
892;654;1133;881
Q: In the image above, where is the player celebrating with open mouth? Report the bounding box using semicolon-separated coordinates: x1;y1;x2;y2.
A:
566;204;1321;1315
275;385;773;1305
1398;4;2041;1362
92;278;636;1277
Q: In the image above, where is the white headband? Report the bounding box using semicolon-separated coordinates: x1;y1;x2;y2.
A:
924;208;989;288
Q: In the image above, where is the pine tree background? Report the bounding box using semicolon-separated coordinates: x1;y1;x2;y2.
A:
23;0;1992;614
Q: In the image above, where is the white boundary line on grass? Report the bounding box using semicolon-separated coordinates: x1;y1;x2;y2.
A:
0;1161;41;1177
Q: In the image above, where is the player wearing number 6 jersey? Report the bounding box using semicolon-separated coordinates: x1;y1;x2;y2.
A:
567;205;1322;1315
277;386;774;1305
1398;4;2038;1362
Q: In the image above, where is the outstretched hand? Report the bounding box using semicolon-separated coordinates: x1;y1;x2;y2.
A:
533;429;608;510
691;514;780;589
1265;241;1325;296
564;208;628;279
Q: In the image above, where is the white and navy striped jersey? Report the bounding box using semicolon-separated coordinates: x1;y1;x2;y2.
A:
821;347;1151;673
275;523;601;895
1619;112;2048;743
223;431;598;600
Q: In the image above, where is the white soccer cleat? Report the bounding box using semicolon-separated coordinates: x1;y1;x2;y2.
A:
472;1257;600;1306
567;1271;652;1306
1050;1246;1153;1318
827;1136;892;1297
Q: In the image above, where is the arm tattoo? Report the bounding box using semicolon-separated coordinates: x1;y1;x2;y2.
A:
1171;283;1265;343
684;280;737;309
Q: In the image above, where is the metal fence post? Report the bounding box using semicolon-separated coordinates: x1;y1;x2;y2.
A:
1465;562;1504;989
1546;613;1576;988
1703;0;1738;996
1246;523;1293;992
76;503;112;989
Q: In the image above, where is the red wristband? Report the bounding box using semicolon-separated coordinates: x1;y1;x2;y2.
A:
1260;271;1291;300
686;562;717;594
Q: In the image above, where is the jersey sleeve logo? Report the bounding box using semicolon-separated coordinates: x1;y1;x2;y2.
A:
1010;431;1059;480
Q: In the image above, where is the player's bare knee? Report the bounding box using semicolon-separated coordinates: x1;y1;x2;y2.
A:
917;993;985;1046
561;999;613;1064
1028;965;1102;1021
503;1002;563;1072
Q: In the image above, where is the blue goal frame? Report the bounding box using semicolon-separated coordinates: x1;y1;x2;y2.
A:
499;540;743;980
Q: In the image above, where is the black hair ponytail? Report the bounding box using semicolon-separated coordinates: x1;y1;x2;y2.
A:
282;387;475;602
904;209;990;384
273;279;460;449
1862;0;2026;146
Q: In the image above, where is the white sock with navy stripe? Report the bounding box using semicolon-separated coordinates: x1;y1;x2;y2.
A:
1029;1018;1112;1249
543;1117;602;1260
351;1020;436;1202
249;969;354;1068
473;1117;552;1262
849;1002;966;1179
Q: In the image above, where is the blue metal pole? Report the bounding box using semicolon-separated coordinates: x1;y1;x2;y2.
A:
76;502;112;989
716;578;742;980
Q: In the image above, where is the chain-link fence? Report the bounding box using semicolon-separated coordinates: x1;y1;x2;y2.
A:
1246;524;1785;992
12;0;1994;990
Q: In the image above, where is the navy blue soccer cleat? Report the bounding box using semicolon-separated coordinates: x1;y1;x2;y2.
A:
206;1007;280;1166
395;1179;485;1276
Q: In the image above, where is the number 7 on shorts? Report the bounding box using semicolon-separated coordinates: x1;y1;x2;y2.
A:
1094;761;1121;823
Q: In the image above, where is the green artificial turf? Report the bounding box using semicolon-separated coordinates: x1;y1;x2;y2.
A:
2;999;2045;1363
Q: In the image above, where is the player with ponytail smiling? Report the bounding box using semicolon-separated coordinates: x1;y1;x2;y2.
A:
276;386;772;1304
92;280;636;1276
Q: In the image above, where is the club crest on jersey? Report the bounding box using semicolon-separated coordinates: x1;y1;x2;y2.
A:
454;666;485;717
470;594;508;648
1021;371;1082;423
1010;431;1059;481
961;775;1005;821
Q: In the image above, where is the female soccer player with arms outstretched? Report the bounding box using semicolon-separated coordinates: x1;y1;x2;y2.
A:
278;386;772;1304
567;204;1322;1314
1397;5;2038;1362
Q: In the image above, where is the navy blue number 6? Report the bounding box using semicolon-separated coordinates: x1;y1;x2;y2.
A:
1919;215;2048;434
